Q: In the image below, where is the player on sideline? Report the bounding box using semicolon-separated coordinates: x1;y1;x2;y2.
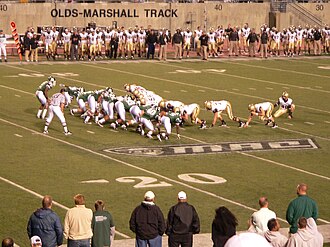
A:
205;100;244;127
36;76;56;119
244;102;278;128
43;88;72;135
274;91;295;119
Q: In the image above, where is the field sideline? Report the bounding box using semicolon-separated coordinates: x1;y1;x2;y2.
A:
0;56;329;246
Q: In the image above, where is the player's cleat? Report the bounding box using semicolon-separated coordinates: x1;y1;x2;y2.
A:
200;120;206;129
4;59;7;62
265;119;272;126
156;134;162;142
239;121;245;128
110;123;117;129
146;133;153;139
84;121;92;125
164;135;169;140
96;121;104;128
64;131;72;136
221;120;227;127
43;130;48;134
140;129;145;136
70;109;74;116
136;126;142;133
272;123;278;129
121;124;127;130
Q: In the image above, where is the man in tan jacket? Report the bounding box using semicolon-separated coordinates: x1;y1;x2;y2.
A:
64;194;93;247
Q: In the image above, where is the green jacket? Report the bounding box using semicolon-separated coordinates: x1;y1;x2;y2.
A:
286;195;318;233
91;210;115;247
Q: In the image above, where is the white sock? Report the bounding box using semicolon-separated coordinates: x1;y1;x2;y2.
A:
37;109;42;118
41;109;47;119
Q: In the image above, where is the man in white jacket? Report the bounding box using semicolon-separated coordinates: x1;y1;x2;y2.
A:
264;218;288;247
286;217;323;247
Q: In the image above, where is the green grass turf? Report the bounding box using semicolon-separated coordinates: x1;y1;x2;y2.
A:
0;57;329;246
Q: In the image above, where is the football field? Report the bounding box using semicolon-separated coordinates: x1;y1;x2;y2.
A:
0;57;329;246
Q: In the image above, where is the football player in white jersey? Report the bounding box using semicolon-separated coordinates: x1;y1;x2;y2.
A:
244;102;277;128
241;23;250;54
88;28;98;61
296;26;304;55
194;26;203;56
205;100;244;127
103;27;112;58
79;28;89;60
43;88;71;136
51;27;59;59
180;103;206;129
137;28;146;58
41;27;54;60
62;28;72;60
288;27;296;57
0;29;11;62
183;28;193;58
273;91;295;119
281;28;289;56
208;28;218;57
271;28;281;56
125;28;135;59
96;28;104;59
118;27;126;58
36;76;56;119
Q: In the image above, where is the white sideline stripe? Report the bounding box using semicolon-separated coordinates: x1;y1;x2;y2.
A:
160;61;330;94
87;130;95;134
180;90;188;92
304;122;315;125
315;86;323;89
284;123;294;126
222;60;330;80
0;175;131;238
15;94;21;97
14;134;23;137
198;90;205;92
248;88;256;90
163;90;171;93
266;87;273;90
325;121;330;124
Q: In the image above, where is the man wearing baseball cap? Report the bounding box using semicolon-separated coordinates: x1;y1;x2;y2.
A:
30;236;42;246
129;191;165;247
166;191;200;247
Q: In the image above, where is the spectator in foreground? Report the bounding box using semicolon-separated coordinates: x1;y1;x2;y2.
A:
1;238;14;247
286;183;318;234
27;195;63;247
166;191;200;247
92;200;115;247
129;191;165;247
286;217;323;247
64;194;93;247
224;232;272;247
264;218;288;247
212;206;238;247
248;197;276;234
30;236;42;247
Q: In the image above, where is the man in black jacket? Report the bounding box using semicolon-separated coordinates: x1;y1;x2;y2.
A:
146;30;158;59
27;195;63;247
166;191;200;247
129;191;165;247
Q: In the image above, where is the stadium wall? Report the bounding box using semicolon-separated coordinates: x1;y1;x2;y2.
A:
0;3;328;34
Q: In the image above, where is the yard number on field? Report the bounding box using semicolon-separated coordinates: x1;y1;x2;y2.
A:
115;173;226;188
